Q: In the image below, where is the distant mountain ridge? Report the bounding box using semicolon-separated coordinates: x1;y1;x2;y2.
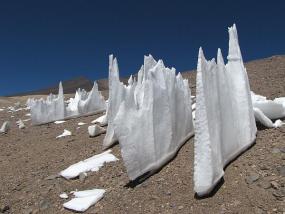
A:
9;55;285;97
9;75;130;96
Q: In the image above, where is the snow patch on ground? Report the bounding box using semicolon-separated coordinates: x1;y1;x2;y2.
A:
78;122;86;126
63;189;105;212
60;150;118;179
56;129;72;138
54;120;66;124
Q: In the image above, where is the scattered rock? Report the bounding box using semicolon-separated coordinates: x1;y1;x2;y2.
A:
260;165;269;170
270;181;280;189
39;199;50;211
272;187;285;200
254;207;266;214
178;205;184;210
272;148;280;154
165;191;171;196
278;166;285;176
279;147;285;153
246;173;260;184
0;204;9;213
0;121;10;134
45;174;60;180
79;172;87;182
24;208;39;214
258;181;271;189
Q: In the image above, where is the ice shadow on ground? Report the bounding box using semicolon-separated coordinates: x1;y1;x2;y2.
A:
124;137;193;188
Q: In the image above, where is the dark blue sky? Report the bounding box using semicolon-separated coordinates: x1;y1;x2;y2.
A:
0;0;285;95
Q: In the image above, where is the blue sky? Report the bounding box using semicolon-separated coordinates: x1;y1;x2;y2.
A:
0;0;285;95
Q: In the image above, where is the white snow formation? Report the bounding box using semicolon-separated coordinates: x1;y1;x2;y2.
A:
16;119;25;129
63;189;105;212
60;150;118;179
66;83;106;117
251;91;285;127
88;124;106;137
56;129;72;139
0;121;10;134
194;24;257;197
102;55;127;149
28;82;65;125
59;193;69;199
78;122;86;126
27;82;106;125
91;114;108;126
110;54;194;180
54;120;66;124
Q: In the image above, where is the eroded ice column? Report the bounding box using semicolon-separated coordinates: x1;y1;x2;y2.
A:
77;82;106;115
102;55;129;149
113;55;194;180
194;24;257;197
29;82;65;125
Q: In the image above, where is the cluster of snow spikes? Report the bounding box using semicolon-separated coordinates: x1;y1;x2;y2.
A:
109;54;194;181
28;81;106;125
194;24;257;197
66;82;106;117
28;82;65;125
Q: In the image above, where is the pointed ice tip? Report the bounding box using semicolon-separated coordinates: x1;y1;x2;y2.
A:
58;81;64;96
128;75;133;85
197;47;204;72
217;48;225;65
227;23;242;61
198;47;205;59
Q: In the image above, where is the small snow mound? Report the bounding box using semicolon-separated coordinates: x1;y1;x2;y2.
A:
0;121;10;134
56;129;72;139
16;119;25;129
54;120;66;124
273;119;285;128
78;122;86;126
91;114;108;126
88;125;106;137
59;193;69;199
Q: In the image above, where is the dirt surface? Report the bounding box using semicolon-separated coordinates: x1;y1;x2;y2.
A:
0;55;285;214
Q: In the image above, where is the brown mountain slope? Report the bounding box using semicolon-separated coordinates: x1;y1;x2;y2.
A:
0;55;284;213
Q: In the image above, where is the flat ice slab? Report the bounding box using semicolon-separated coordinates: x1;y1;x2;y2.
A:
63;189;105;212
92;114;108;126
60;150;118;179
251;91;285;127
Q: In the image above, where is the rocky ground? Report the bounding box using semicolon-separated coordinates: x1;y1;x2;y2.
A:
0;55;285;214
